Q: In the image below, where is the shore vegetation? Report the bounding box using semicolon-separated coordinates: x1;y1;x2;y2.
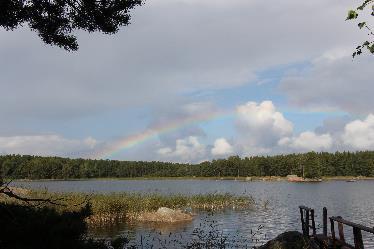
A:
1;189;255;225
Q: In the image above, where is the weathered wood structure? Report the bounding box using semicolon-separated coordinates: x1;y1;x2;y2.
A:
299;206;374;249
300;205;317;236
300;206;329;248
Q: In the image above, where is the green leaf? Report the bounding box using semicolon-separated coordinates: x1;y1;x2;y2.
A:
369;44;374;54
358;22;366;29
346;10;358;20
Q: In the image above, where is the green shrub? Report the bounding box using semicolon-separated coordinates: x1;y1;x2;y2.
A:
0;203;106;249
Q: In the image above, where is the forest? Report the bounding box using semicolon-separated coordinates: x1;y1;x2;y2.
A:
1;151;374;180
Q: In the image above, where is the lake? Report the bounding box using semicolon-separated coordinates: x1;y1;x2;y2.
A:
13;179;374;248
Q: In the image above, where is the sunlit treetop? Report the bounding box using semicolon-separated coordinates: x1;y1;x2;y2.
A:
346;0;374;57
0;0;143;51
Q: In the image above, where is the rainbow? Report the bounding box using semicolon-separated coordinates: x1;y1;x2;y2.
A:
94;110;233;159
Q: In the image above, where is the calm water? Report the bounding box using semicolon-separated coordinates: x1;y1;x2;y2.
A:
14;179;374;248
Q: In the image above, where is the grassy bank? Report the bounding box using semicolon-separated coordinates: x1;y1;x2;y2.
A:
1;189;255;225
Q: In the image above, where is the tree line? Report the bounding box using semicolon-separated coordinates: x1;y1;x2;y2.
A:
1;151;374;180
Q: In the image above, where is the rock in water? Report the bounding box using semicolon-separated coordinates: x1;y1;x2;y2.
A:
136;207;194;223
257;231;319;249
157;207;175;215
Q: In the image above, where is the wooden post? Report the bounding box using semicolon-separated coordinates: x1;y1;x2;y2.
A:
323;207;328;236
353;227;364;249
337;217;345;243
311;209;316;235
330;218;336;249
306;209;310;236
300;207;305;235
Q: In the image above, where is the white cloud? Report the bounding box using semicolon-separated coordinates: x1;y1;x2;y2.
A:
157;136;206;162
0;134;98;157
236;101;293;150
237;101;293;135
112;103;372;162
211;138;233;156
279;131;333;151
157;147;173;155
342;114;374;150
100;102;374;162
231;101;339;155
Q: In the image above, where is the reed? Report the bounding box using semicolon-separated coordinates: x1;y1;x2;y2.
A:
1;190;255;225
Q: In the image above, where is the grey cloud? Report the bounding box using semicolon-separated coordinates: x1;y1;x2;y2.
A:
146;101;214;145
89;101;213;161
280;52;374;114
315;116;353;135
0;0;362;125
0;134;98;158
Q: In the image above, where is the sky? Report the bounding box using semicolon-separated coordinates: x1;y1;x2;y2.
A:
0;0;373;163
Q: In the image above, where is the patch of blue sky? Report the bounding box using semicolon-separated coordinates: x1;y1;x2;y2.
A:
199;115;236;145
283;109;347;134
187;61;311;109
187;60;348;137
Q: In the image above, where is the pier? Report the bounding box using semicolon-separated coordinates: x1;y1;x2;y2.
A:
299;206;374;249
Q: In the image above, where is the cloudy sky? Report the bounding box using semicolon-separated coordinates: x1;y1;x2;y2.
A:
0;0;373;162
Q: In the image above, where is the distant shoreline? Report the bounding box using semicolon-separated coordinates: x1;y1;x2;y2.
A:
10;176;374;182
3;152;374;182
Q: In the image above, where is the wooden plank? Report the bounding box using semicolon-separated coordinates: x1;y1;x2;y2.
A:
323;207;328;236
330;217;336;249
300;207;305;235
306;209;310;235
311;209;316;235
337;217;345;242
330;216;374;234
353;227;364;249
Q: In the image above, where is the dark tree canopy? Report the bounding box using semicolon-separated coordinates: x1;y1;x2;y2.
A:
2;151;374;180
0;0;143;51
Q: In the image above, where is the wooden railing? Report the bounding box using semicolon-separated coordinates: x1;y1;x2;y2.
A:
299;206;374;249
330;216;374;249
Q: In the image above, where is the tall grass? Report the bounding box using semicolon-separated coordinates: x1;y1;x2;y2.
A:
1;190;255;225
